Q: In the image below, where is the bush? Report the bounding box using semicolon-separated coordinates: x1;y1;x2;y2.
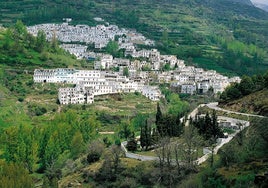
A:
87;152;101;164
28;104;47;116
126;138;138;152
26;80;34;86
103;137;112;147
18;97;24;102
115;139;121;146
87;140;105;164
35;107;47;116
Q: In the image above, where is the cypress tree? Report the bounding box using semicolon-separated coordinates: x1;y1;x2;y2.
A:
156;102;162;126
140;119;151;150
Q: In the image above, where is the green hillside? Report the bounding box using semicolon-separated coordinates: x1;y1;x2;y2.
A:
0;23;158;186
221;89;268;116
0;21;159;129
1;0;268;75
220;71;268;116
0;1;268;187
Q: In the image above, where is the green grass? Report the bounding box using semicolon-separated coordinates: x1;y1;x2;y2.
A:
91;93;157;117
134;150;157;157
0;100;32;128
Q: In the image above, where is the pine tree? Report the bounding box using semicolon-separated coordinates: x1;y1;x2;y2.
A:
211;110;223;140
44;131;61;169
151;128;160;145
176;112;184;136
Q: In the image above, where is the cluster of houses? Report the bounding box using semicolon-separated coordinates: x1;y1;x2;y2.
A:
33;57;240;105
59;44;88;60
33;69;163;104
33;49;240;104
27;21;154;50
30;19;241;104
91;50;240;94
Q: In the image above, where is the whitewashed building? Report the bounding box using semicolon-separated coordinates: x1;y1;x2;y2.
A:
58;86;94;105
34;68;77;83
141;86;163;101
181;83;197;95
60;44;87;59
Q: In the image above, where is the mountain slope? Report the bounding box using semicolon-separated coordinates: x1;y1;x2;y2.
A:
230;0;253;5
0;0;268;75
221;89;268;116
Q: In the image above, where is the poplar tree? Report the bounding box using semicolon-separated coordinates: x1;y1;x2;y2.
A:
36;30;46;52
70;131;84;159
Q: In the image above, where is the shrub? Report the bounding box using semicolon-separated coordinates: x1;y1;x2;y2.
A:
126;138;137;152
103;137;112;147
87;140;105;164
18;97;24;102
87;152;101;164
28;104;47;116
115;139;121;146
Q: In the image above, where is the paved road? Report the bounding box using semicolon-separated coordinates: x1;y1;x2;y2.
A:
121;102;258;165
196;116;250;165
206;102;267;118
121;141;158;161
180;104;206;126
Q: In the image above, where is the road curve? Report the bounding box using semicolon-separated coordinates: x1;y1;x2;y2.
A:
121;102;259;165
121;141;158;161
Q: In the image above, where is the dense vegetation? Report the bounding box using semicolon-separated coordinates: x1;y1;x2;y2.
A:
1;0;268;75
220;71;268;101
192;110;224;142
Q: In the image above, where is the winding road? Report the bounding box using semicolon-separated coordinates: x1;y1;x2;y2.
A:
121;102;266;164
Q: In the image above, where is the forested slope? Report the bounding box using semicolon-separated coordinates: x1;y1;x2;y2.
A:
220;71;268;116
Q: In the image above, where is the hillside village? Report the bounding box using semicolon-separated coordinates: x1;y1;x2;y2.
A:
2;2;268;187
27;19;154;53
30;20;241;105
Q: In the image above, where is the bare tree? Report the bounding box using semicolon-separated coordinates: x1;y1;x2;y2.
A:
182;121;201;171
98;145;124;181
155;137;183;187
173;142;182;175
155;137;172;185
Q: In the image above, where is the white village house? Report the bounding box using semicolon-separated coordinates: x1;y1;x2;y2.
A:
33;68;163;104
30;21;241;103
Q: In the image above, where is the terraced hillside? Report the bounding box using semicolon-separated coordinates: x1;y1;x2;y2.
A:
0;0;268;76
